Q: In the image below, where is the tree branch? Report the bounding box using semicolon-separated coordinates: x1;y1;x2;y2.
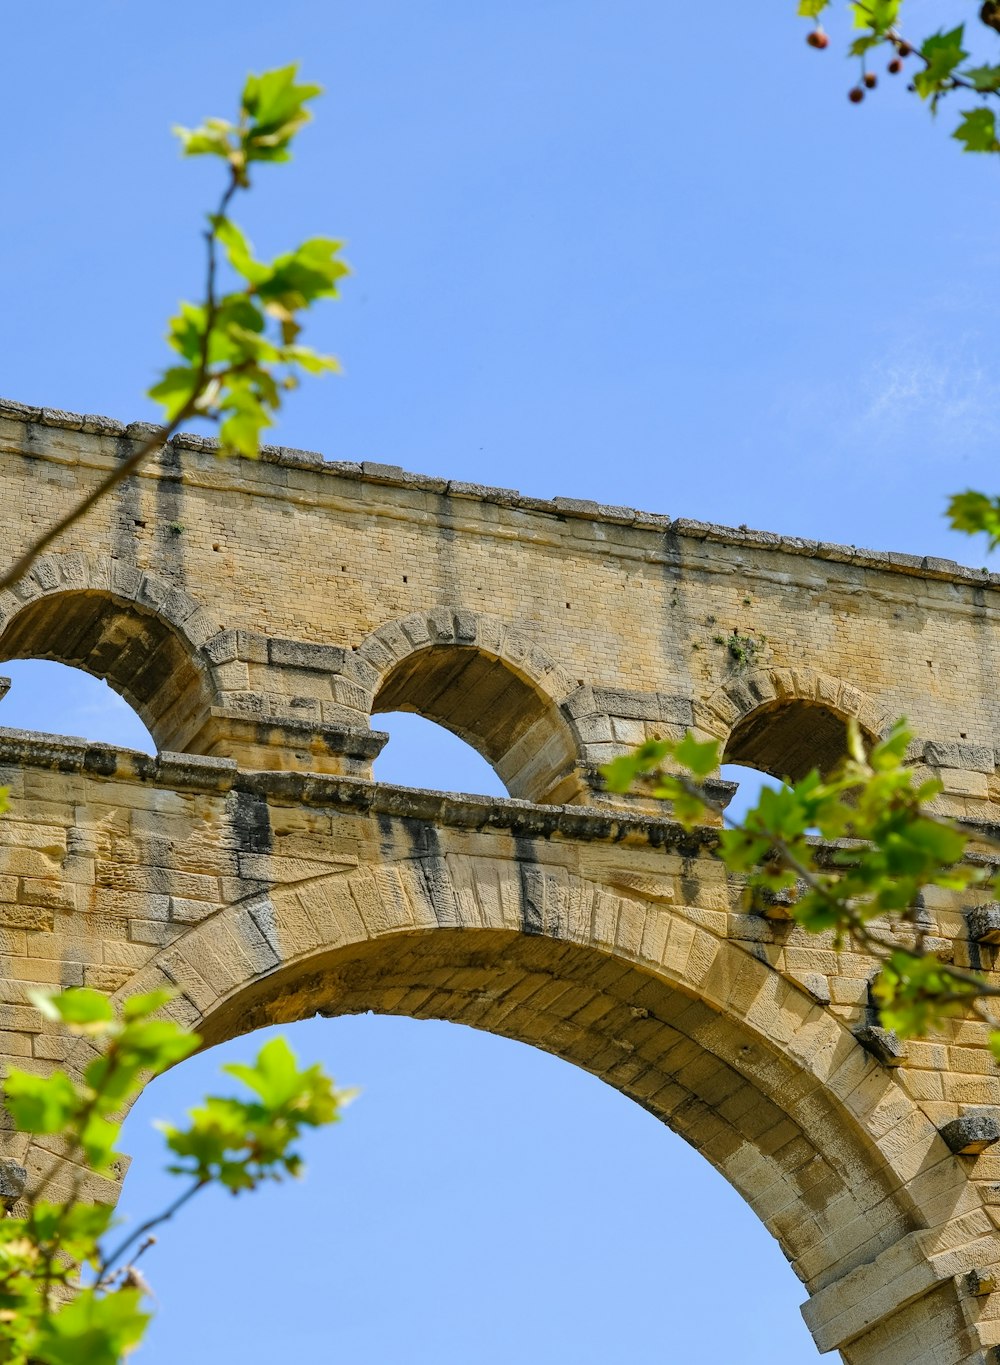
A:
0;168;241;598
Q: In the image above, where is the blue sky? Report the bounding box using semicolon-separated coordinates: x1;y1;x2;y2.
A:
3;1;997;1358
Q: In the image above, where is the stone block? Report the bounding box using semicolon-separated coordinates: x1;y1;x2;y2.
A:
967;904;1000;945
0;1159;27;1207
855;1024;906;1066
940;1111;1000;1154
269;638;346;672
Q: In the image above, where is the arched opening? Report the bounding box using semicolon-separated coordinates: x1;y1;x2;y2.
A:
118;1012;819;1362
724;699;861;784
719;761;777;824
42;856;977;1363
0;590;213;753
0;659;154;752
192;925;922;1299
373;710;507;797
372;645;580;804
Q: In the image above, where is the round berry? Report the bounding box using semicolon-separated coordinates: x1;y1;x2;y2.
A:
849;86;865;103
898;40;912;56
807;29;829;48
888;57;902;73
863;71;877;88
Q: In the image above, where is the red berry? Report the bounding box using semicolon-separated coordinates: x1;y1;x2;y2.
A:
849;86;865;102
807;29;829;48
863;71;877;88
898;40;912;56
888;57;902;73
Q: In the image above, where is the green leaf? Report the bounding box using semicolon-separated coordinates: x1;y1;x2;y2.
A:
868;718;912;769
34;1287;149;1365
947;490;1000;545
213;217;271;285
967;64;1000;92
901;817;965;864
31;1201;115;1265
243;65;322;129
224;1036;302;1108
166;301;208;363
147;365;200;422
281;344;341;375
851;0;898;34
914;27;968;99
219;405;270;459
241;65;323;165
797;0;828;15
953;107;1000;152
4;1068;79;1133
849;34;882;55
79;1110;121;1172
673;733;721;780
256;238;349;311
29;987;115;1033
600;740;671;792
121;987;176;1022
173;117;235;160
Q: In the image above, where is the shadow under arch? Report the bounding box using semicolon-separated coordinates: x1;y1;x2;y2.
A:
363;612;584;804
725;698;873;782
698;669;887;783
0;584;217;753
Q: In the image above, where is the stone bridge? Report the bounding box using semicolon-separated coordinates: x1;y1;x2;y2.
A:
2;397;1000;1361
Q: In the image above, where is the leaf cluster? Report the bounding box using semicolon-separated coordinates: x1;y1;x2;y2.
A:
797;2;1000;157
602;720;996;1046
947;490;1000;548
160;1036;347;1192
0;989;348;1364
149;65;345;457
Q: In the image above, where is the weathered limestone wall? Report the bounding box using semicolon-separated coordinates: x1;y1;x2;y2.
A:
2;399;1000;1360
1;399;999;814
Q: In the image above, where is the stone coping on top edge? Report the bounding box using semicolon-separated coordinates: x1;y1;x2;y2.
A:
3;726;1000;870
1;397;995;592
0;726;717;851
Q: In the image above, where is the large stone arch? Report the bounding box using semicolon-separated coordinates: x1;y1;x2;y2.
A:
0;551;221;752
695;668;892;783
32;858;996;1364
357;609;587;804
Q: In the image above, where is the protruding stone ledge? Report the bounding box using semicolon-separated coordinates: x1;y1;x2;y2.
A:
0;1159;27;1209
855;1024;907;1067
0;729;242;792
965;1268;997;1296
940;1111;1000;1155
193;709;388;777
968;904;1000;945
148;752;238;793
0;725;724;849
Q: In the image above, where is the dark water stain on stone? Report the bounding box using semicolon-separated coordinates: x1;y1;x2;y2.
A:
152;441;187;585
111;436;143;568
404;817;459;925
228;786;273;856
514;834;544;935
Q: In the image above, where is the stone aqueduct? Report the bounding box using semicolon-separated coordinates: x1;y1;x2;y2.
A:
3;398;1000;1359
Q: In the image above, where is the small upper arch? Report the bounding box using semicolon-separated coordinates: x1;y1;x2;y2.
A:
0;552;221;752
357;609;585;803
696;667;890;782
